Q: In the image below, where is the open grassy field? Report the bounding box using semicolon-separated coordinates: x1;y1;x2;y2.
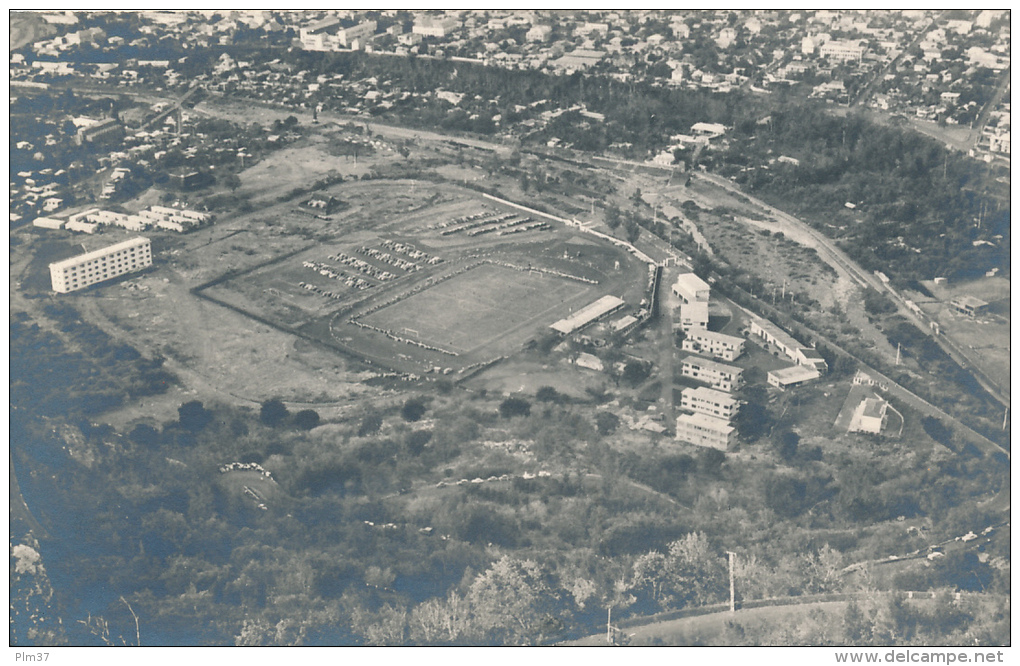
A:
361;262;593;355
918;277;1010;395
190;178;644;376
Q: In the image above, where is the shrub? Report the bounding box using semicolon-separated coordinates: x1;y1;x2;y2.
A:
499;396;531;418
292;409;320;430
260;399;289;427
401;398;427;422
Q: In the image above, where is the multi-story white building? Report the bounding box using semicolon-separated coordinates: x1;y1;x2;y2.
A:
49;237;152;293
338;21;377;47
672;272;710;303
526;24;553;42
819;39;865;62
681;356;743;392
678;300;709;332
675;412;735;451
413;15;460;37
682;329;744;361
680;386;739;420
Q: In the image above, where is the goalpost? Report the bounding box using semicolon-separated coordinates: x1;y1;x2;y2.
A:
402;328;419;339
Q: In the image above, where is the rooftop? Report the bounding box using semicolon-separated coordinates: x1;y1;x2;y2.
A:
550;294;625;335
49;236;150;270
860;397;887;419
676;411;735;434
769;364;820;383
682;355;742;375
682;385;738;405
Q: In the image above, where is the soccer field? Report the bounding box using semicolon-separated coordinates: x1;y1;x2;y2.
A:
360;262;592;354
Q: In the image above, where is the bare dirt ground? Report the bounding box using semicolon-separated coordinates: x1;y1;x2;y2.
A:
671;177;902;366
77;269;376;430
237;138;375;203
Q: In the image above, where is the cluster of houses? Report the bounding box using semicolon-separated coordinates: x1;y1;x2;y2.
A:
671;271;830;451
35;205;212;234
671;273;745;451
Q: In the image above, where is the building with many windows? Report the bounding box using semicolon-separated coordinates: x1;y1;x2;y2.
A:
819;39;865;62
682;329;744;361
49;237;152;293
681;356;743;392
680;386;739;420
413;15;460;37
675;412;735;451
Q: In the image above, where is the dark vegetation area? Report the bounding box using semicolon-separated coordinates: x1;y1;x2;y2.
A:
10;299;1008;644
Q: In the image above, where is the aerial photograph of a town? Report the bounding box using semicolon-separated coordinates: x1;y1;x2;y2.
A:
8;9;1011;655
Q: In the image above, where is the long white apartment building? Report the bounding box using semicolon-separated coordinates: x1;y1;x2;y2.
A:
681;356;743;392
682;329;744;361
675;412;735;451
680;386;740;420
819;39;865;62
749;314;827;372
137;205;212;231
413;15;460;37
49;237;152;293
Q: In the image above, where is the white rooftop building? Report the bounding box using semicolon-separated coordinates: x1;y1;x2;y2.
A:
550;295;625;335
676;412;735;451
682;329;744;361
49;237;152;293
672;272;710;303
680;386;739;420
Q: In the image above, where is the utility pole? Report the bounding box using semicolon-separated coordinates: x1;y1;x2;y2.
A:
896;342;901;366
726;551;736;613
606;606;612;644
1003;407;1009;431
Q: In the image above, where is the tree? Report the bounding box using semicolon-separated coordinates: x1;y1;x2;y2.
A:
774;430;799;461
499;396;531;418
222;173;242;192
921;416;953;447
698;448;726;476
734;387;770;442
292;409;320;430
466;556;557;645
401;398;427;422
634;533;727;611
605;203;622;229
358;413;383;436
128;424;160;447
404;430;432;455
595;411;620;436
535;386;561;403
622;360;650;386
260;399;289;427
624;219;642;244
178;400;212;433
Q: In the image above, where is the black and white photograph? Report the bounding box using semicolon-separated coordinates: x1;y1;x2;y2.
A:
8;9;1011;657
